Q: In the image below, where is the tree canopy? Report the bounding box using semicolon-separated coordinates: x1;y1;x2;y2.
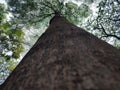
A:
6;0;120;46
6;0;92;28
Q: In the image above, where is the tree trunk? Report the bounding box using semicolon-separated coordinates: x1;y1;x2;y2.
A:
1;16;120;90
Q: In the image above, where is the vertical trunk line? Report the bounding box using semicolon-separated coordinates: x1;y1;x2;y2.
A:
63;64;67;81
68;79;73;90
63;63;73;90
44;78;49;90
54;65;59;90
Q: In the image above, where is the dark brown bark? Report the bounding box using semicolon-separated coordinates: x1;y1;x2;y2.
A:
1;16;120;90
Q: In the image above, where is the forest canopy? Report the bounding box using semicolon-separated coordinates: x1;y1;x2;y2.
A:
0;0;120;84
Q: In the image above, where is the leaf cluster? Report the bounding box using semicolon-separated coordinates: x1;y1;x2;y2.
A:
6;0;92;28
0;3;25;84
0;3;24;60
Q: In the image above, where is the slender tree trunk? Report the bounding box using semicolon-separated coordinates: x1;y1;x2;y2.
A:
1;16;120;90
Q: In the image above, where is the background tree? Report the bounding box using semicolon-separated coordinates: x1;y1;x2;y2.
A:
85;0;120;47
0;3;24;84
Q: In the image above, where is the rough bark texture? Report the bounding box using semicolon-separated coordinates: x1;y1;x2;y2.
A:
1;16;120;90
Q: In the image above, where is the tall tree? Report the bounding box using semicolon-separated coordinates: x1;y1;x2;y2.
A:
0;0;92;84
1;14;120;90
1;0;120;89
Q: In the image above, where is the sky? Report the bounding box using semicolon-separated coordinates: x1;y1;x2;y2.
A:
0;0;5;4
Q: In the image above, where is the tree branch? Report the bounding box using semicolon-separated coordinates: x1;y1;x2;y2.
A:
28;13;53;24
100;24;120;40
41;1;56;12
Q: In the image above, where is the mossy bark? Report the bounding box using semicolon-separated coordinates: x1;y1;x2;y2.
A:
1;16;120;90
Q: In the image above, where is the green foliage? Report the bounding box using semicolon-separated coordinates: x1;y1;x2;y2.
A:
0;3;7;23
6;0;61;27
0;22;24;59
0;3;24;59
0;58;18;84
0;3;24;84
63;2;92;24
6;0;92;28
78;3;92;17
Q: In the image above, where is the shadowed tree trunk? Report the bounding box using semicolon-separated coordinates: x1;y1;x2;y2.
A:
1;15;120;90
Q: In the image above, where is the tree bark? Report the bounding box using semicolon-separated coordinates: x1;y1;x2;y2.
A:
1;16;120;90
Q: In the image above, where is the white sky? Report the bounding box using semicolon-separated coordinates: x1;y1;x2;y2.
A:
0;0;5;4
